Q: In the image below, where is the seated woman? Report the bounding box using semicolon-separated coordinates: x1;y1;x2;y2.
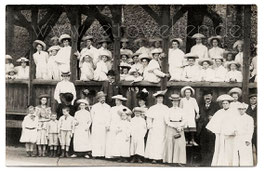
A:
79;52;94;81
47;45;61;80
143;49;168;83
213;56;228;82
128;52;143;75
120;51;131;66
94;50;111;81
135;38;150;55
15;57;29;79
225;61;243;82
208;35;225;58
125;67;143;83
198;59;215;82
181;53;200;82
5;55;14;74
190;33;209;60
120;64;131;81
33;40;49;79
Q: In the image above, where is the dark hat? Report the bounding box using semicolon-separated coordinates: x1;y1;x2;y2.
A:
202;89;213;96
107;70;116;76
137;88;149;101
249;94;257;98
39;94;50;99
82;89;96;96
62;93;74;102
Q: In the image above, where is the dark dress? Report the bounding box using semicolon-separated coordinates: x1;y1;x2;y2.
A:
197;101;220;166
246;105;257;148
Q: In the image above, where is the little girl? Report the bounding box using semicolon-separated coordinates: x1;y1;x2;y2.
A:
130;107;147;163
20;106;38;157
93;50;111;81
120;64;131;81
225;61;243;82
79;53;94;81
180;86;200;146
113;108;132;162
33;40;49;79
47;45;61;80
72;99;92;158
47;113;59;157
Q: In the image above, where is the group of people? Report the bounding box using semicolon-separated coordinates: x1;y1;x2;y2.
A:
19;70;257;166
5;33;257;83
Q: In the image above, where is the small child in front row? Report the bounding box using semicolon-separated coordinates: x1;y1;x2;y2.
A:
20;106;38;157
46;113;59;157
113;108;132;162
58;107;75;157
36;114;49;157
130;107;147;163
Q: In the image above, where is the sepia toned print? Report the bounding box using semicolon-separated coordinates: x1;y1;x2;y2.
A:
6;4;257;167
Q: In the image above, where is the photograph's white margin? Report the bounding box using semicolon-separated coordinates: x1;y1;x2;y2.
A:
0;0;265;173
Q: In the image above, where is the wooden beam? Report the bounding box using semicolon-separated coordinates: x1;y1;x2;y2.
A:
140;5;161;24
205;6;223;34
242;5;252;102
170;6;189;28
6;6;14;54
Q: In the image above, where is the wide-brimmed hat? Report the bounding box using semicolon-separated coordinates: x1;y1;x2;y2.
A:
208;35;222;45
112;95;127;101
237;102;249;109
33;40;47;50
233;40;244;49
77;99;89;105
139;53;152;61
16;57;29;63
132;52;141;58
249;94;257;98
202;89;213;96
39;94;50;99
134;38;147;44
149;37;162;43
132;107;145;113
184;53;199;59
59;34;71;43
169;94;181;101
212;56;224;62
82;35;94;41
120;50;131;58
223;50;237;58
118;108;132;116
181;86;195;96
198;59;214;66
216;94;234;102
6;55;12;60
61;71;71;76
170;38;183;47
50;36;59;41
153;89;167;98
48;45;61;52
227;61;241;69
98;37;111;44
119;63;131;70
228;87;242;97
151;48;162;55
80;51;94;62
192;33;205;39
98;50;112;60
137;88;149;101
96;91;107;99
7;68;17;75
120;38;129;43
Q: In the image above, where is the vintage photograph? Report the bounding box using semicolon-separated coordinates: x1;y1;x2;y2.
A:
5;4;257;167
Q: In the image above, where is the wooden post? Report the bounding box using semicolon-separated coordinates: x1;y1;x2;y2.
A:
160;6;170;90
242;5;252;102
6;6;14;54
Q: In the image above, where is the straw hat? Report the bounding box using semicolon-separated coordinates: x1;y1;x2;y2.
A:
233;40;244;49
48;45;60;52
112;95;127;101
134;38;147;44
96;91;107;99
132;52;141;58
139;53;152;61
227;61;241;69
223;50;238;57
39;94;50;99
119;63;131;70
198;59;214;66
6;55;12;60
98;50;112;60
208;35;222;45
181;86;195;96
228;87;242;97
184;53;199;59
153;89;167;97
237;102;249;109
212;56;224;62
117;108;132;116
33;40;47;50
151;48;162;55
120;50;131;58
82;35;94;41
7;68;17;75
132;107;145;113
77;99;89;105
192;33;205;39
59;34;71;43
170;38;183;47
120;38;129;43
169;94;181;101
80;51;94;62
216;94;234;102
16;57;29;63
61;71;71;76
50;36;59;41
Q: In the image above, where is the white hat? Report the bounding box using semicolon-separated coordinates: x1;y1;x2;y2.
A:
228;87;242;97
77;99;89;105
132;52;141;58
80;51;94;62
48;45;60;52
33;40;47;50
237;102;249;109
16;57;29;62
117;108;132;116
132;107;145;113
170;38;183;47
59;34;71;43
120;38;129;43
82;35;94;41
139;53;152;61
212;56;224;61
227;61;241;69
208;35;222;45
6;55;12;60
198;59;214;66
216;94;234;102
98;50;112;60
153;89;167;97
96;91;107;99
134;38;147;44
192;33;205;39
120;50;131;58
112;95;127;101
151;48;162;55
169;94;181;101
181;86;195;96
233;40;244;49
184;53;199;59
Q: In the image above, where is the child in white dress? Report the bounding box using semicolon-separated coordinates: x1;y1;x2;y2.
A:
94;50;111;81
125;68;143;82
15;57;29;79
225;61;243;82
213;56;227;82
130;107;147;163
190;33;209;60
180;86;200;146
182;53;200;82
47;113;59;157
33;40;49;79
79;53;94;81
198;59;215;82
20;106;38;157
47;45;61;80
120;64;131;81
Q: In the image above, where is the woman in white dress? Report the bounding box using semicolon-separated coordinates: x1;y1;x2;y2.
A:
33;40;49;79
79;52;94;81
135;38;150;55
190;33;209;60
168;38;185;81
213;56;227;82
181;53;200;82
5;55;14;74
94;50;111;81
206;94;239;166
225;61;243;82
15;57;29;79
233;40;244;68
145;90;169;163
198;59;215;82
71;99;92;158
78;35;99;66
47;45;61;80
208;36;225;58
163;94;186;165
